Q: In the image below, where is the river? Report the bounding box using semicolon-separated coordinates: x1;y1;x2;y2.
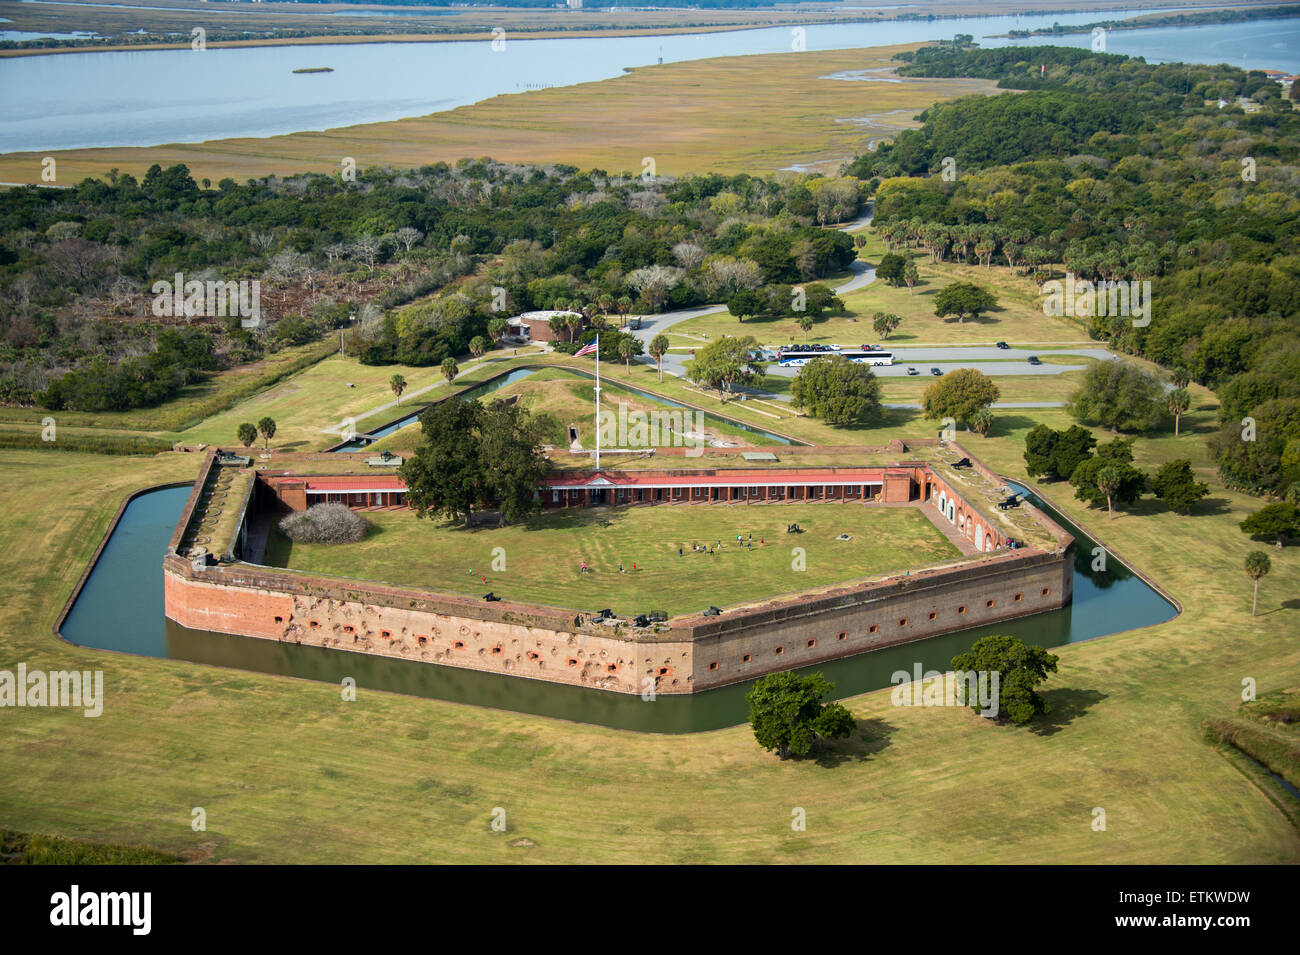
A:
2;9;1296;154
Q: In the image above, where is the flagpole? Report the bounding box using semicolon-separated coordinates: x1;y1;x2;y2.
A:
594;334;601;469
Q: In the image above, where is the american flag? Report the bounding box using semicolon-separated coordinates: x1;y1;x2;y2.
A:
574;337;599;357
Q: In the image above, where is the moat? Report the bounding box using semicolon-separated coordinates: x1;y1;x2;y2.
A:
60;479;1176;732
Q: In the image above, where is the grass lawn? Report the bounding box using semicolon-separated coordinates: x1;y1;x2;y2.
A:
672;245;1090;347
264;503;960;618
173;349;542;451
0;437;1297;863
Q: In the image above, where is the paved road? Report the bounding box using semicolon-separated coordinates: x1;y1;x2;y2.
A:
628;205;876;363
884;401;1065;410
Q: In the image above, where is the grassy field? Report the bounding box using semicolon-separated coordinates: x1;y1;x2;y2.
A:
0;45;999;184
0;216;1297;863
0;432;1297;863
264;503;960;617
672;248;1090;347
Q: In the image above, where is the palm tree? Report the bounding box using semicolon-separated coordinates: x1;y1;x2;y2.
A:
968;408;994;438
469;336;489;359
389;373;407;405
237;422;257;448
1244;550;1271;616
1167;387;1190;436
902;259;919;295
618;337;636;376
649;334;670;383
257;416;277;451
1096;465;1121;520
441;357;459;384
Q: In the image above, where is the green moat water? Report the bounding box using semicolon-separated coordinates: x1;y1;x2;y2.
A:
61;481;1176;732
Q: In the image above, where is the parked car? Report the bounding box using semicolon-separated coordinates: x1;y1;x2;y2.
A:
995;341;1010;349
906;367;919;376
1027;355;1042;365
930;367;943;376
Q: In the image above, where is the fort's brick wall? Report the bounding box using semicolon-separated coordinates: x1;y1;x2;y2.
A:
162;440;1075;695
163;541;1072;695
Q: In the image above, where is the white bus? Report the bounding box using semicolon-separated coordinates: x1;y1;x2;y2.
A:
776;347;894;367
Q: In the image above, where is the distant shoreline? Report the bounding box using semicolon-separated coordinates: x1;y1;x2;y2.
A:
0;22;817;58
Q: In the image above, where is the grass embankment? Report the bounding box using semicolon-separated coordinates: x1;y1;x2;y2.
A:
0;339;334;451
264;504;959;618
365;366;784;455
0;45;999;184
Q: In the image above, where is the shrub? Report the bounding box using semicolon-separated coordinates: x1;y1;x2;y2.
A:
279;503;367;544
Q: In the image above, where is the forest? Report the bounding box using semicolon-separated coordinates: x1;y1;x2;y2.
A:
0;160;858;411
845;46;1300;497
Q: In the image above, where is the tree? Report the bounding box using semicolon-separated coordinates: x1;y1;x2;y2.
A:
876;252;907;287
627;264;685;312
686;335;765;399
477;399;555;526
1167;387;1191;436
1095;465;1121;520
902;258;920;295
950;634;1059;725
727;290;765;323
1240;502;1300;548
1150;459;1209;514
872;311;902;340
933;282;997;323
968;407;994;438
389;373;407;405
398;398;486;528
1170;365;1191;389
1070;443;1147;513
236;422;258;448
441;357;459;384
1067;361;1166;433
795;312;815;341
747;672;856;758
1023;424;1097;481
1244;550;1271;616
256;416;277;450
488;317;508;343
469;335;489;358
617;336;636;376
648;334;670;383
393;226;423;253
922;367;1000;426
790;356;883;426
801;283;842;317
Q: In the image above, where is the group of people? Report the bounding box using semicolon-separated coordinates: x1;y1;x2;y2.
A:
677;534;766;558
577;530;771;576
579;561;639;574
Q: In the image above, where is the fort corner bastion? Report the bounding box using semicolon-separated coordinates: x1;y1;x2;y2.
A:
162;440;1073;695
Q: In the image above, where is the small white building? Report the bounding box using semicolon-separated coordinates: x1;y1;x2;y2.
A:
507;309;583;343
